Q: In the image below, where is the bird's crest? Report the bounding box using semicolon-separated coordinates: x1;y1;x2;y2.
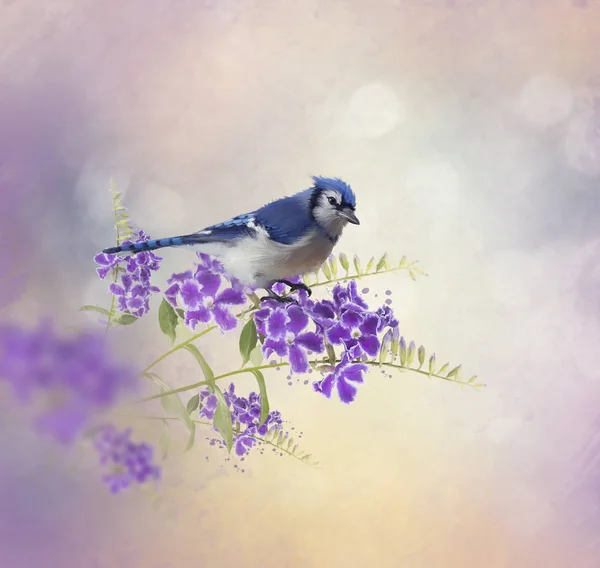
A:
311;176;356;208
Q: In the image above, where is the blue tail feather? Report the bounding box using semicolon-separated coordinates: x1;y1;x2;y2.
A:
102;234;208;255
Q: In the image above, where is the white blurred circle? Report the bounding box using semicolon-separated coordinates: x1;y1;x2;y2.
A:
336;83;404;139
130;183;187;234
516;74;573;127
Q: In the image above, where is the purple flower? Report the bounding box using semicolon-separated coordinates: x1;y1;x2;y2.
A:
0;320;136;444
332;280;369;313
375;304;399;331
326;310;381;359
198;383;284;457
313;356;368;404
93;424;160;493
254;304;324;373
165;253;247;332
94;229;162;318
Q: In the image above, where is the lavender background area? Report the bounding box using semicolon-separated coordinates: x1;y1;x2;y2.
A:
1;1;600;566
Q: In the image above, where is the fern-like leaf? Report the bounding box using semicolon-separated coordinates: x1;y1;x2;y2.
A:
310;253;427;288
251;426;318;467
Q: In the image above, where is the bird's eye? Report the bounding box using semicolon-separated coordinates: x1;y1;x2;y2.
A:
327;196;337;206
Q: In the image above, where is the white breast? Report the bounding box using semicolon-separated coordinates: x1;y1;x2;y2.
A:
198;228;335;288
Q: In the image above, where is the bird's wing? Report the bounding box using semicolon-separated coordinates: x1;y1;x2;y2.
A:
191;212;260;242
252;192;313;245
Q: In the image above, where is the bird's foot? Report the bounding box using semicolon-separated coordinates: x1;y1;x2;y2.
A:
276;279;312;297
259;293;297;304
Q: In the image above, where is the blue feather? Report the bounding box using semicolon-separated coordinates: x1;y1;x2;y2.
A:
253;189;313;245
311;175;356;208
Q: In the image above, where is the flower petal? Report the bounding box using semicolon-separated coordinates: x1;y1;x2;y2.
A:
336;375;359;403
296;331;324;354
262;337;288;358
234;435;255;456
109;283;125;297
167;270;193;284
180;279;203;309
286;305;310;334
341;362;368;383
326;323;350;345
212;304;238;331
196;270;221;297
185;306;211;329
164;283;180;306
216;286;246;305
360;313;380;336
340;309;362;330
265;308;290;340
358;334;380;357
288;344;309;373
313;373;334;398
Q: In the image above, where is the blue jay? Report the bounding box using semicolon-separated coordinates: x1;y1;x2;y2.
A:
102;176;359;302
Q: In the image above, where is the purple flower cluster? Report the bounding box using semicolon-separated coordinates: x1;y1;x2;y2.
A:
94;230;162;318
255;280;400;404
93;424;160;493
165;253;247;332
198;383;283;457
0;320;137;444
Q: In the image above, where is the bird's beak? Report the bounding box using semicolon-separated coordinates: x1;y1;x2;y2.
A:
338;207;360;225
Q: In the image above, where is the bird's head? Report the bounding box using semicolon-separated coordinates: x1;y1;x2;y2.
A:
309;176;359;240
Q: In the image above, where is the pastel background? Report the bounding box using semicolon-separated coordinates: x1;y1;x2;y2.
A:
1;0;600;566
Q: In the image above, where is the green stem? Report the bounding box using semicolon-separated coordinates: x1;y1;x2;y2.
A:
105;194;124;335
363;361;476;384
139;363;279;403
140;305;257;376
141;325;217;375
310;265;422;288
137;358;480;404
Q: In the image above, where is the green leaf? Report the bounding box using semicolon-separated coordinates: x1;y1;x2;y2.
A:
417;345;426;369
406;341;416;366
447;365;462;379
175;308;185;319
408;269;417;281
467;375;478;384
184;344;215;382
145;372;196;452
438;362;450;375
79;305;111;316
353;254;363;275
365;256;375;273
158;299;178;345
183;421;196;452
212;384;233;452
326;343;337;365
249;344;264;367
239;318;258;367
251;369;270;425
186;393;200;414
398;256;407;268
329;255;339;277
376;253;388;272
428;354;436;375
399;337;407;366
339;252;349;271
379;329;392;365
321;261;332;280
158;420;170;460
390;329;400;357
112;313;138;325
